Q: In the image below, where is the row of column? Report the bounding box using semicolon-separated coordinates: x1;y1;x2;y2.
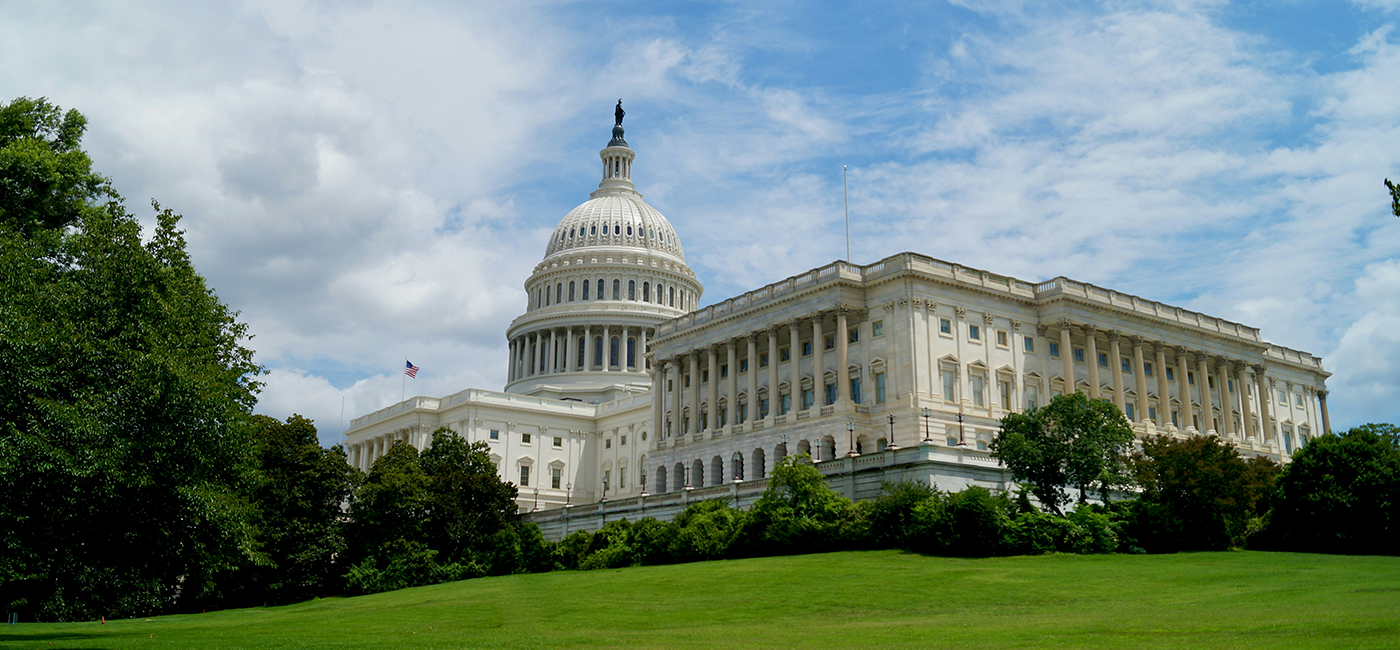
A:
348;429;412;472
1052;320;1329;443
508;324;652;381
650;308;858;441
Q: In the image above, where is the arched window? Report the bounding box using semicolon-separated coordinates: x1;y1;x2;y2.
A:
596;279;604;300
612;279;620;300
545;289;550;306
669;286;675;307
536;289;542;308
643;282;650;302
628;280;636;300
558;283;564;304
627;337;636;368
594;337;604;367
582;280;589;300
627;225;633;236
610;336;620;367
568;281;575;301
569;228;575;238
577;336;586;368
591;225;596;235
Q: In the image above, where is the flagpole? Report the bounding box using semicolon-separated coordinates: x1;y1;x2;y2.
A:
338;395;346;445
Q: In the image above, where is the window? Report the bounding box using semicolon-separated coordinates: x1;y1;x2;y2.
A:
568;281;575;301
1126;403;1136;421
1166;367;1174;381
942;370;957;403
1188;372;1195;385
848;328;859;344
669;286;675;306
825;382;837;406
719;407;727;427
684;374;690;388
760;353;769;367
1049;342;1060;357
521;432;532;444
610;337;620;367
578;337;586;367
620;467;627;489
999;380;1011;409
1228;379;1235;393
1073;348;1085;363
545;288;550;306
594;336;604;367
553;436;562;448
738;403;747;423
596;279;605;300
720;364;728;379
628;280;636;300
802;341;813;356
873;372;887;404
1145;362;1153;376
1172;411;1179;426
780;346;790;362
761;397;771;417
825;334;835;350
971;376;985;407
1149;406;1157;421
939;318;952;335
700;412;708;430
1026;385;1039;410
702;369;709;383
612;279;621;300
1121;358;1131;372
802;388;815;410
740;359;748;373
603;470;610;492
947;436;959;447
1098;352;1108;367
872;320;884;337
556;283;562;303
1024;337;1035;352
627;338;635;368
1278;389;1286;404
519;465;530;486
780;392;791;414
643;282;650;302
489;429;500;440
605;438;611;449
851;378;861;404
969;324;981;341
997;330;1008;346
582;280;589;300
551;467;561;489
1208;376;1215;389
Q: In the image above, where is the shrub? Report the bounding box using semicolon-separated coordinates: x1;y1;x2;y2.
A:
627;518;678;566
670;501;746;562
865;481;937;549
748;454;858;555
1261;426;1400;555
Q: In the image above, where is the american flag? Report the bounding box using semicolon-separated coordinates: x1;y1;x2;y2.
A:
405;360;420;378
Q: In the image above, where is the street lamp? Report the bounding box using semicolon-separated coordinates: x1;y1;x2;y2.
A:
886;413;899;451
532;487;540;512
922;407;933;443
846;421;859;457
956;410;969;447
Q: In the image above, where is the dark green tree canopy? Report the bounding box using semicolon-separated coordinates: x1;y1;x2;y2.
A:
0;97;110;236
992;392;1136;515
1264;425;1400;555
1132;436;1278;551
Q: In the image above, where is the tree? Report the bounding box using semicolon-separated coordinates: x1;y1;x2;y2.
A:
0;97;262;621
346;442;429;566
231;415;358;606
746;454;857;554
418;428;518;567
992;392;1136;515
1131;436;1279;552
1263;426;1400;555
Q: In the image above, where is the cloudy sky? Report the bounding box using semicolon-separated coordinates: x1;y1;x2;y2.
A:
3;0;1398;446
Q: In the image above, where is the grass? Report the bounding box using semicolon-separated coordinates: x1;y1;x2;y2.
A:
4;550;1399;649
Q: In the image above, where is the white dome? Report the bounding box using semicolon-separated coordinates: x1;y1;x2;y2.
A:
546;193;684;261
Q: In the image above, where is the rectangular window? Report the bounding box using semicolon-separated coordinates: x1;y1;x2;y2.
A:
1149;406;1157;421
720;364;728;378
620;467;627;489
489;429;500;440
802;341;813;356
1166;367;1174;381
802;388;815;410
1026;384;1039;410
738;403;747;423
1126;403;1136;421
825;334;835;350
1208;376;1215;389
1193;414;1200;429
875;372;887;404
1098;352;1108;367
1073;348;1085;362
850;378;861;405
685;374;691;387
825;383;837;406
848;328;859;343
760;353;769;367
1296;394;1303;407
521;432;532;445
761;397;771;418
1049;342;1061;357
1122;358;1131;373
621;434;627;446
1278;389;1286;404
872;320;884;337
519;465;530;487
605;438;611;449
603;470;610;492
702;369;709;383
942;370;957;403
553;436;562;448
1172;411;1179;426
551;467;562;489
668;379;674;391
1227;379;1234;393
999;380;1011;409
1188;372;1195;385
1024;337;1035;352
996;330;1008;346
740;359;749;373
939;318;952;335
971;376;985;407
780;392;791;414
719;408;727;427
1145;362;1154;377
969;324;981;341
780;346;791;362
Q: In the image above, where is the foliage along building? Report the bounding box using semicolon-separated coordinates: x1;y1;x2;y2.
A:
342;114;1333;535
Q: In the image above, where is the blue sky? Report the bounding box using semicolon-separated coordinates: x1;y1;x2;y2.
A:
2;0;1397;446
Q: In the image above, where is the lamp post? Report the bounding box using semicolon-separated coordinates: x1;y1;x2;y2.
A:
565;482;572;506
532;487;540;512
846;420;859;457
922;407;933;443
684;465;692;490
886;413;899;451
957;410;968;447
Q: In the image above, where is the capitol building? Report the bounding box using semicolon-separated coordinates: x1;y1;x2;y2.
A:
343;114;1333;534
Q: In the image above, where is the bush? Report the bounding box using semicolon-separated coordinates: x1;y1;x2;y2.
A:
865;481;937;549
670;501;747;562
579;520;634;570
553;531;593;571
1261;427;1400;555
748;454;858;555
628;518;679;566
343;540;480;596
1065;506;1118;554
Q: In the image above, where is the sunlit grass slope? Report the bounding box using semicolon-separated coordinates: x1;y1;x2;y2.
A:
5;550;1398;649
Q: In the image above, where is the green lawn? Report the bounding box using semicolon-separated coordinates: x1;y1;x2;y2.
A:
5;550;1398;649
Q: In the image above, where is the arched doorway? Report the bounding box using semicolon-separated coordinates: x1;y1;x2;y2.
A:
691;458;705;489
674;462;686;491
656;465;668;494
751;447;766;479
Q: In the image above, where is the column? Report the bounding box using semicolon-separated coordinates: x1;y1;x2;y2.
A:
1235;363;1255;440
1253;365;1272;443
726;339;738;428
1196;353;1214;434
671;356;683;438
529;333;539;377
639;327;648;371
1131;336;1147;423
1175;347;1191;430
548;329;557;374
812;313;825;406
1084;325;1100;399
784;321;798;413
707;346;719;432
1319;389;1331;434
602;325;610;372
565;326;574;372
1154;343;1171;428
651;363;664;445
747;334;759;425
1109;331;1125;414
837;308;850;403
1216;359;1235;438
507;339;516;382
688;352;700;435
1059;322;1074;394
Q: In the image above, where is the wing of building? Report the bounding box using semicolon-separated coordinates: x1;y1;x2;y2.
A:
344;114;1333;532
